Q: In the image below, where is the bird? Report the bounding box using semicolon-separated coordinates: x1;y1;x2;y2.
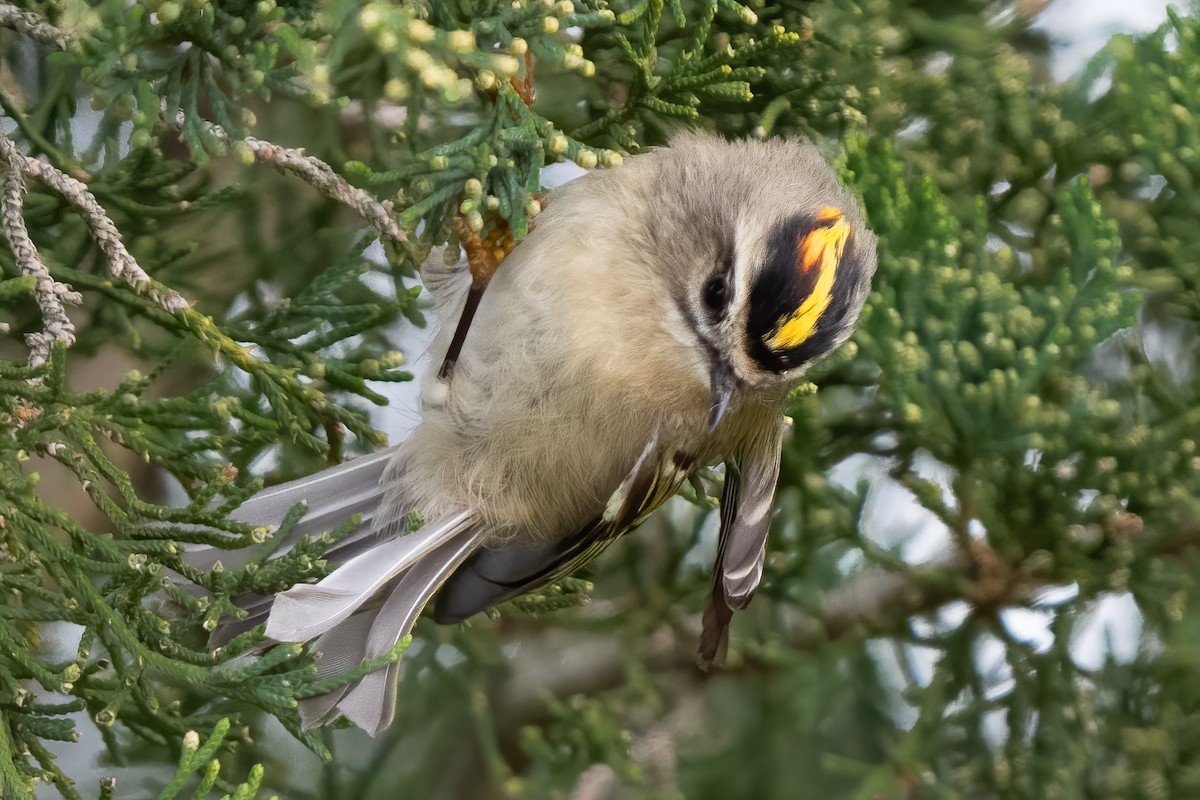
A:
197;132;877;735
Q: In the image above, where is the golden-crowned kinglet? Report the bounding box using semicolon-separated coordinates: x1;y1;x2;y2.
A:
204;132;877;734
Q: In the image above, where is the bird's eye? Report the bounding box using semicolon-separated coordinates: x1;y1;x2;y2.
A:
702;275;728;312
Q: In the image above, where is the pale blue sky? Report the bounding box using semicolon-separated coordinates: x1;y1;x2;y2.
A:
1039;0;1174;78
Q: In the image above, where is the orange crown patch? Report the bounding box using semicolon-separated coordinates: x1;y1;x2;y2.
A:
765;207;851;351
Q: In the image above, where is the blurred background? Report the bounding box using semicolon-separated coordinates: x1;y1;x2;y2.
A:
3;0;1200;798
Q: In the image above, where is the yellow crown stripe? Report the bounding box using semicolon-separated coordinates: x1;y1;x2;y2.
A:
765;215;850;351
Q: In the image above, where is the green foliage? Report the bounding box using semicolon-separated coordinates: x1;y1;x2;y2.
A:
2;0;1200;798
1082;9;1200;319
154;719;266;800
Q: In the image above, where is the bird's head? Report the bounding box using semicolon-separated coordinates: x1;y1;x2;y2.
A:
629;134;877;427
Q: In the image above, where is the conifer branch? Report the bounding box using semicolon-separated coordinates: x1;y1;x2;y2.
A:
18;153;191;314
1;0;1197;796
0;3;69;51
197;118;406;244
0;132;79;366
0;6;404;246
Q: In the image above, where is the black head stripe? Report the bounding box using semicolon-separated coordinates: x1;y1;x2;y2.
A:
747;213;862;373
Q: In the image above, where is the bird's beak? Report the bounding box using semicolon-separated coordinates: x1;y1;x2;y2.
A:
708;358;739;431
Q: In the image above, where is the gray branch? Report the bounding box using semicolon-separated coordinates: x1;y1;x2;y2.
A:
0;134;79;366
206;120;406;244
0;3;70;51
21;157;192;314
0;5;406;245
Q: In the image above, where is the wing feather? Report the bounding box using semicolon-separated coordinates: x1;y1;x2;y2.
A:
699;423;784;668
433;431;691;623
265;511;474;642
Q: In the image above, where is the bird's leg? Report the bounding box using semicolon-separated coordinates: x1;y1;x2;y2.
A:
438;218;517;379
438;50;544;380
510;50;536;105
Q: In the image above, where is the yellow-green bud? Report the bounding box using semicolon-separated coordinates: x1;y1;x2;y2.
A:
156;2;181;23
495;54;521;75
384;78;410;100
448;29;475;51
408;19;436;42
447;78;473;102
574;149;598;169
377;30;399;52
358;6;381;29
233;140;255;166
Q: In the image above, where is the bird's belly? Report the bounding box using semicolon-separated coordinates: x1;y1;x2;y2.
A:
398;352;721;542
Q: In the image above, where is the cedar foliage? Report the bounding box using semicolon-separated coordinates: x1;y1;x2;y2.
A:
1;1;1198;797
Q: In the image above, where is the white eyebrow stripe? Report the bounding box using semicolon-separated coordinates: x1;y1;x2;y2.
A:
727;214;757;326
663;303;710;386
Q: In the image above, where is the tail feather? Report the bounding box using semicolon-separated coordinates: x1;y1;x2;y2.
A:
171;447;494;735
296;611;380;729
310;611;379;681
334;530;485;735
182;448;397;573
298;679;352;730
265;511;474;643
297;529;484;732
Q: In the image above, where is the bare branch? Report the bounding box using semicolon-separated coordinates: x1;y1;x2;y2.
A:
20;156;192;314
0;133;79;366
0;3;69;51
0;7;405;246
199;119;406;244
